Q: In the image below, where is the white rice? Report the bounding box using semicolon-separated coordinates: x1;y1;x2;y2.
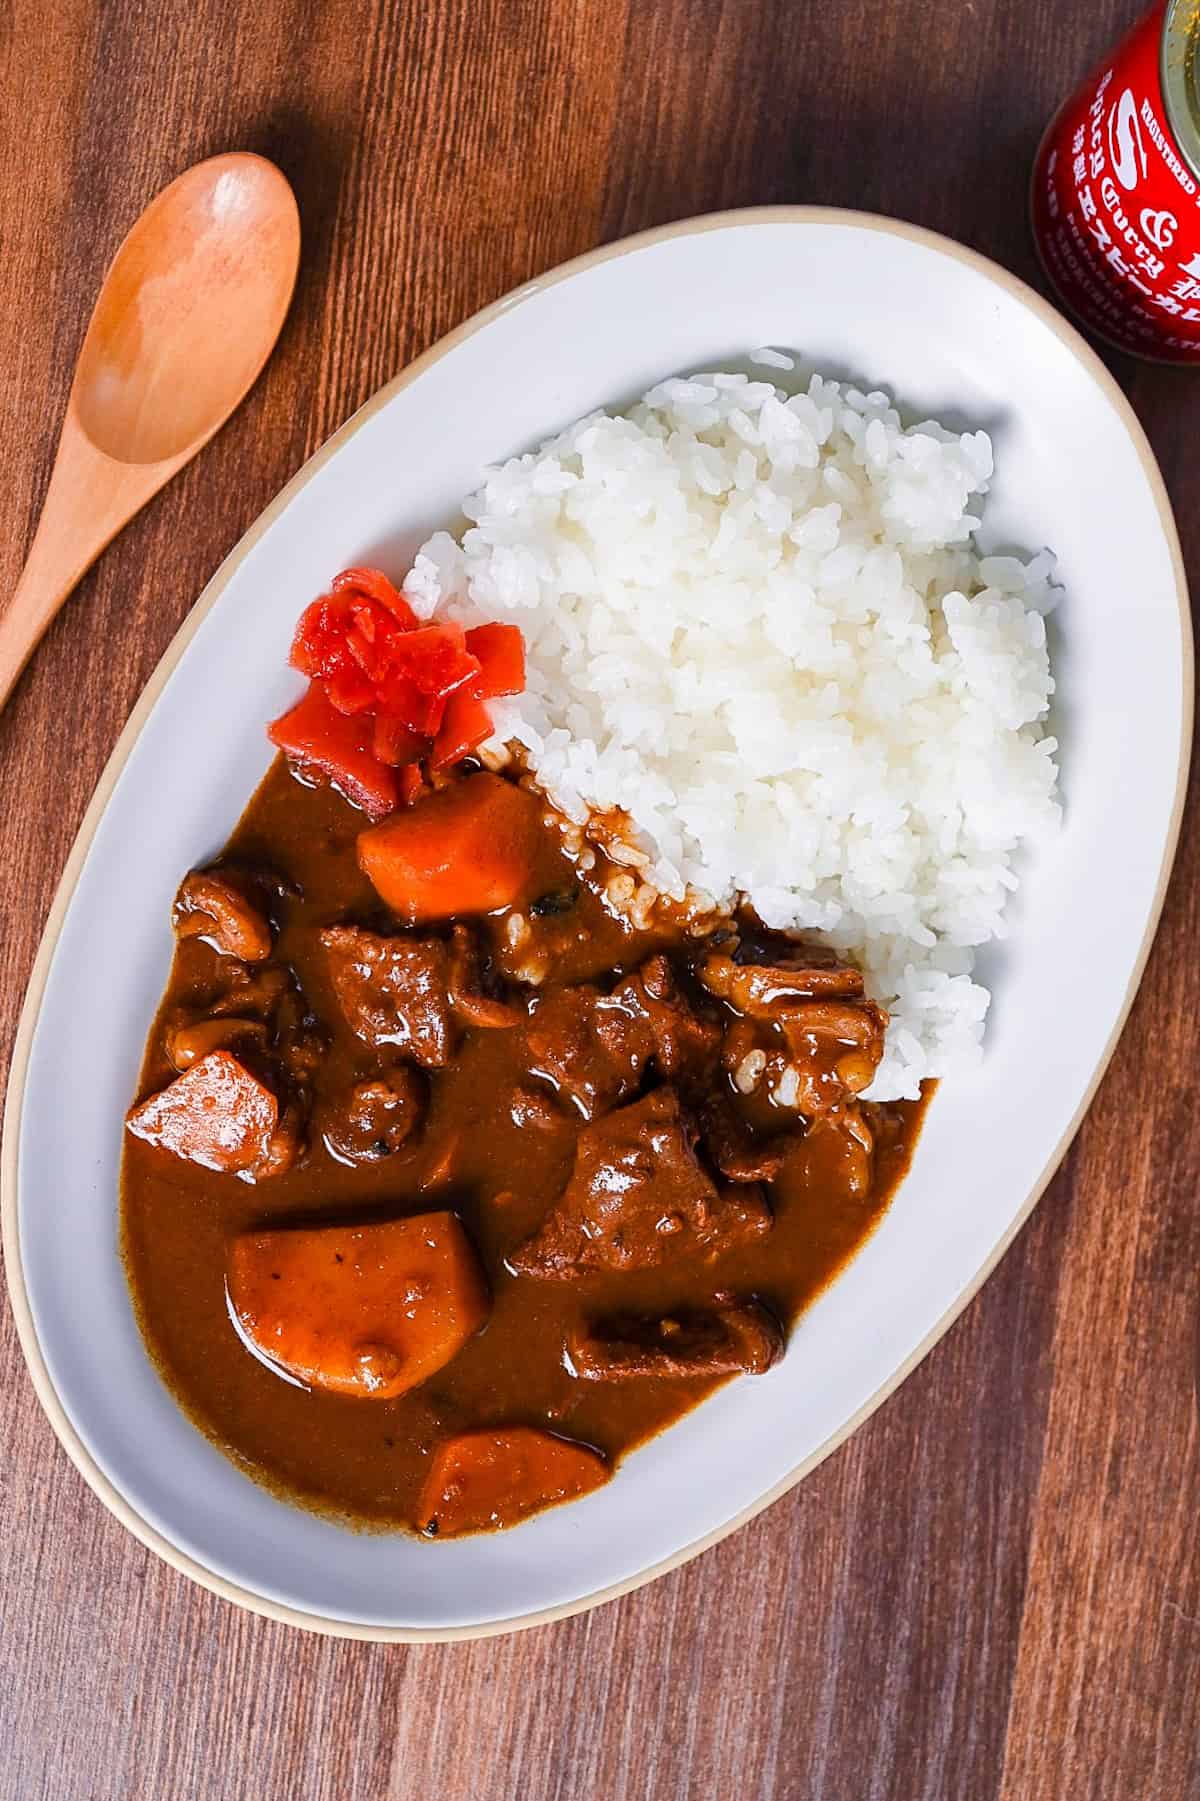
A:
404;360;1060;1100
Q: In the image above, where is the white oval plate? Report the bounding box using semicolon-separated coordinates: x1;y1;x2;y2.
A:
3;209;1190;1640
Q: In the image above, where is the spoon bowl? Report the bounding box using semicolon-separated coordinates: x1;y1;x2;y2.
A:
75;157;299;465
0;152;300;707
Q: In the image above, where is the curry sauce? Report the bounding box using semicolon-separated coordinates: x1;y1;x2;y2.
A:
121;759;928;1534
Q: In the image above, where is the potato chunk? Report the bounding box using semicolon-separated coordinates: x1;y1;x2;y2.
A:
126;1050;295;1178
415;1426;608;1536
227;1213;488;1400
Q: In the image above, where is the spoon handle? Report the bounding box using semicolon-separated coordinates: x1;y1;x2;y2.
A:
0;417;182;712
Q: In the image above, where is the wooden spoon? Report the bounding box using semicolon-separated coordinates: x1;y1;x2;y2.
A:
0;152;300;711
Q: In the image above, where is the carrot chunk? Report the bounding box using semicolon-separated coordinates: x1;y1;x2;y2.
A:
126;1051;285;1176
227;1213;489;1400
416;1427;608;1536
357;772;540;923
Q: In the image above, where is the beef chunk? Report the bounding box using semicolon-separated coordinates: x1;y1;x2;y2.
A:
446;924;527;1029
173;870;273;963
126;1050;300;1179
606;955;721;1078
165;1014;269;1072
526;956;719;1122
710;935;888;1117
208;962;292;1019
321;925;455;1067
698;940;866;1016
568;1296;783;1381
699;1091;791;1183
509;1085;564;1130
525;985;650;1121
322;1067;425;1163
167;961;326;1091
508;1088;770;1280
778;999;888;1111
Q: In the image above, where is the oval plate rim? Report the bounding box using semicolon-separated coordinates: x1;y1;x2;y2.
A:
3;203;1192;1642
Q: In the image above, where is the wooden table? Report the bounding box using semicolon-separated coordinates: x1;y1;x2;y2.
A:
2;1;1198;1794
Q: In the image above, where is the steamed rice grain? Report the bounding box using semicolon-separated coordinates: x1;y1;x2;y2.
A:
405;360;1060;1100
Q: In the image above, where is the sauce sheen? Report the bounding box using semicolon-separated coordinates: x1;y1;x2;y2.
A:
121;759;928;1532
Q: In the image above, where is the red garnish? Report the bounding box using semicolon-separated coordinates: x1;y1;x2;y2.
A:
268;568;524;818
372;713;427;768
290;594;358;681
376;671;447;739
324;661;376;716
432;685;494;769
268;680;399;820
398;763;428;807
331;565;419;629
386;623;479;697
464;622;525;698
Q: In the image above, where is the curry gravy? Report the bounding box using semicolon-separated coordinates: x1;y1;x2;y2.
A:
121;759;928;1532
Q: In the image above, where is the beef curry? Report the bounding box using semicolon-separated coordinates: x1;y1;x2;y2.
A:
122;758;927;1537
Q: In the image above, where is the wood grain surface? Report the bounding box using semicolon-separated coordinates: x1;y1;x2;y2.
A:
1;1;1197;1795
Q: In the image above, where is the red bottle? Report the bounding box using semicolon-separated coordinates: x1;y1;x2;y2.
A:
1032;1;1200;362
